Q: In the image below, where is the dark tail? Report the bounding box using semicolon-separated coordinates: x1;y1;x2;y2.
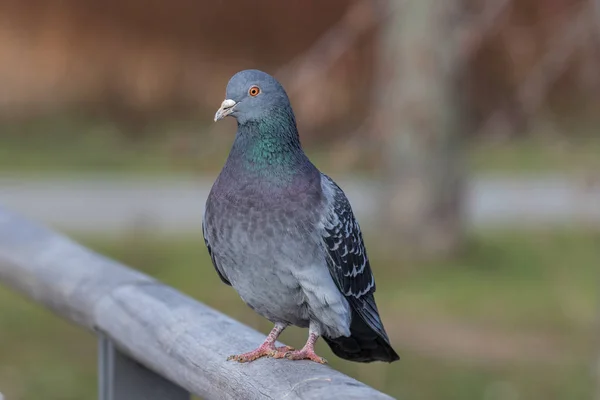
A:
323;309;400;363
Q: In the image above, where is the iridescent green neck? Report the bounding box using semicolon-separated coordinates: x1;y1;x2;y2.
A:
227;106;307;176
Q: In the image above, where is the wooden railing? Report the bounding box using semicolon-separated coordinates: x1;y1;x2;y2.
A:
0;206;394;400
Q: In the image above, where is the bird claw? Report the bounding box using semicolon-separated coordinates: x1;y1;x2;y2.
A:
275;345;295;352
282;349;327;364
227;345;294;363
227;351;266;363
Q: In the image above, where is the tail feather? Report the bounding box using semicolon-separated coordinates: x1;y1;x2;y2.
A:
323;309;400;363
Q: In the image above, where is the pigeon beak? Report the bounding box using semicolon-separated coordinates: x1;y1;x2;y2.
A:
214;99;237;122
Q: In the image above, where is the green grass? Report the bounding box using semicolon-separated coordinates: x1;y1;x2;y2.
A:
388;229;599;333
0;229;597;399
2;113;600;177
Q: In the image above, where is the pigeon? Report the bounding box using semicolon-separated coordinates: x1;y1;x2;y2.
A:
203;69;399;364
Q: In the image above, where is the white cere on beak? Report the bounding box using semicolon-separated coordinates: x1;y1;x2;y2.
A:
221;99;236;109
214;99;237;122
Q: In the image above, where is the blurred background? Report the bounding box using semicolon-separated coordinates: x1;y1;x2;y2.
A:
0;0;599;399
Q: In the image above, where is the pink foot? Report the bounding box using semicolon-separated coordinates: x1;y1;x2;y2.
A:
227;343;294;363
227;324;292;363
279;348;327;364
275;332;327;364
274;345;295;352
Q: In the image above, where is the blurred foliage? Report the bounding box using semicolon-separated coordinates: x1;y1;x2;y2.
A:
0;229;597;399
0;0;598;141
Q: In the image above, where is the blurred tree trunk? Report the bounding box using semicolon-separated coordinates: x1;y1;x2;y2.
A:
376;0;465;258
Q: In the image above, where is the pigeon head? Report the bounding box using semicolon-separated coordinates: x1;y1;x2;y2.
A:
213;69;308;176
214;69;293;125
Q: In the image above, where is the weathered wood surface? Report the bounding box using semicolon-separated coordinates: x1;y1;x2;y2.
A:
0;206;395;400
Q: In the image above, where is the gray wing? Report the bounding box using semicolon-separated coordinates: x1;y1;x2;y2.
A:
202;215;231;286
320;174;389;341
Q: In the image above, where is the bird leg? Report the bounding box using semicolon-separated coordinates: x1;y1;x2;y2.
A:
275;332;327;364
227;323;294;363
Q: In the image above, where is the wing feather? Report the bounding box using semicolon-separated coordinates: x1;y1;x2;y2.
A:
320;174;390;342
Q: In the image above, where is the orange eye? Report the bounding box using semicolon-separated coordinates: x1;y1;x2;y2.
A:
249;86;260;96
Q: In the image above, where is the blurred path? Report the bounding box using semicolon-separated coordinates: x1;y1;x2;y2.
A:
0;175;599;234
